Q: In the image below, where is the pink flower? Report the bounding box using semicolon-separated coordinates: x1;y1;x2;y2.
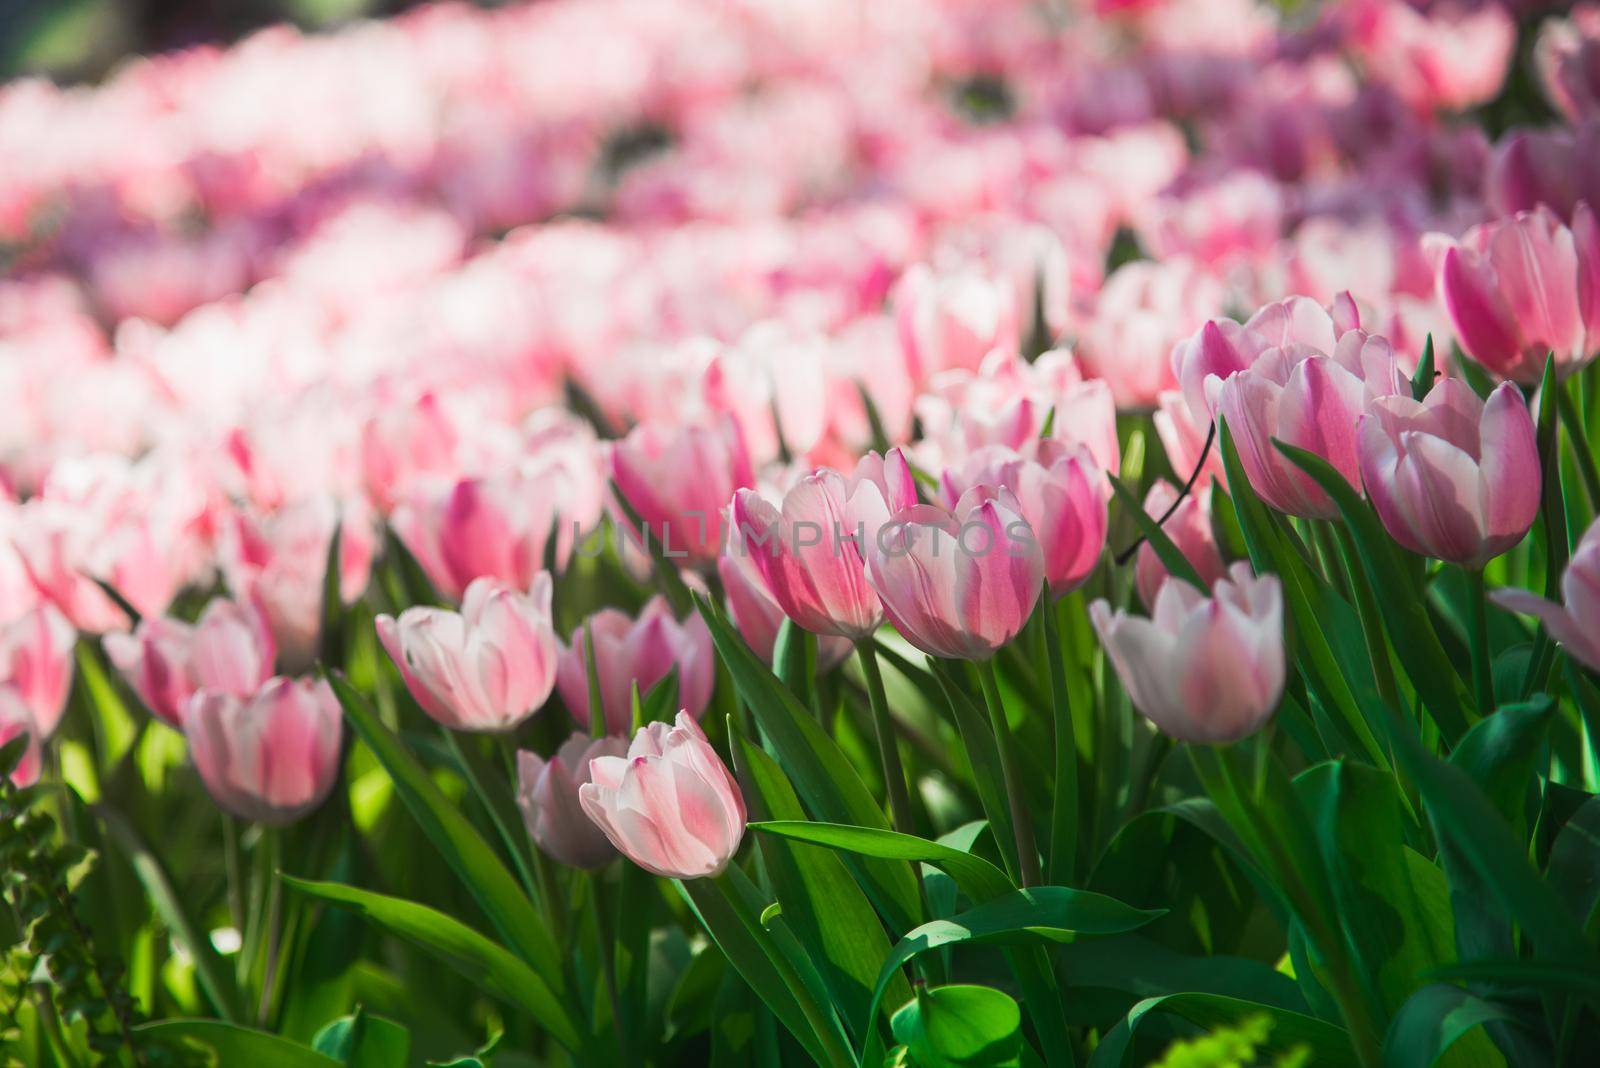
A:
1359;379;1540;568
1493;517;1600;673
0;604;75;739
1136;483;1226;610
1344;0;1515;114
376;575;559;733
104;598;277;728
1153;390;1227;492
1090;563;1285;743
578;712;746;880
555;598;715;736
183;677;343;825
610;419;755;567
1487;124;1600;223
1535;5;1600;122
863;486;1044;661
222;498;375;671
516;733;629;869
731;450;917;641
0;687;40;787
716;534;852;671
894;263;1021;384
392;474;563;602
361;391;462;513
1076;258;1226;410
1431;205;1600;383
702;323;828;466
940;440;1107;597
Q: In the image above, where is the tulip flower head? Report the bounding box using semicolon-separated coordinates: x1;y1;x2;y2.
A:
376;574;560;733
578;712;746;879
0;604;76;739
610;418;755;566
105;597;277;728
183;676;343;825
0;687;40;787
1358;379;1539;568
555;598;715;735
1091;563;1285;743
517;732;629;869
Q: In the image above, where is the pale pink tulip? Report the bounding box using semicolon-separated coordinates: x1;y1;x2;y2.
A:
183;677;343;825
731;450;917;640
361;391;461;512
610;418;755;567
716;538;852;671
1153;390;1227;492
702;323;828;466
1090;563;1284;743
555;598;714;735
1076;258;1226;410
1359;380;1540;568
516;733;628;869
894;263;1021;384
0;687;40;787
1487;124;1600;223
579;712;746;880
1431;205;1600;383
863;486;1044;661
940;440;1107;596
376;575;559;733
1136;483;1226;609
104;597;277;728
1343;0;1515;114
1493;517;1600;673
0;604;75;738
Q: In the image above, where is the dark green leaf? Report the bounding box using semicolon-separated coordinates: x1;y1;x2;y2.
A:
134;1020;343;1067
892;985;1022;1067
1383;984;1511;1068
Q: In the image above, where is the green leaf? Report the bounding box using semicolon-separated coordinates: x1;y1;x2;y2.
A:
1448;696;1555;831
926;657;1020;880
772;618;813;710
319;518;346;669
382;524;447;608
694;595;922;933
1088;993;1357;1068
312;1006;411;1068
134;1020;343;1067
732;739;909;1038
1383;984;1511;1068
95;805;243;1023
1546;796;1600;932
323;673;562;981
892;985;1022;1067
750;820;1013;903
282;876;581;1053
1273;436;1470;743
1107;473;1206;591
1411;337;1437;400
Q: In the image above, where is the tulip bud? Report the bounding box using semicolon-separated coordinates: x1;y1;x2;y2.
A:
610;418;755;566
183;677;343;824
105;597;276;728
1431;204;1600;383
516;733;628;869
1090;563;1285;743
940;440;1107;596
863;486;1044;661
1359;380;1539;568
578;712;746;879
376;574;559;733
555;598;714;735
1135;483;1225;609
1493;516;1600;674
0;604;75;738
731;449;916;640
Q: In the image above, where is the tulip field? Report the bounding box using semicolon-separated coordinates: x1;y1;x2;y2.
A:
8;0;1600;1064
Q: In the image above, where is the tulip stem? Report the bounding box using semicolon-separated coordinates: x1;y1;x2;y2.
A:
857;641;915;837
977;659;1041;887
1040;592;1077;885
1467;568;1495;716
1557;387;1600;511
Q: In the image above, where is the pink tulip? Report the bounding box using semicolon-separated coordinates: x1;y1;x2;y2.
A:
183;677;343;825
731;450;916;640
1153;390;1227;492
1535;6;1600;122
1492;517;1600;674
0;604;75;739
375;575;559;733
716;541;853;671
1192;297;1406;518
1359;380;1540;568
1090;563;1284;743
1431;204;1600;383
894;263;1021;384
610;418;755;567
1342;0;1515;114
0;687;40;787
1136;483;1226;609
361;391;461;512
1076;258;1226;410
1487;124;1600;223
392;474;563;603
702;323;828;466
104;597;277;728
863;486;1044;661
516;732;628;869
555;598;714;735
222;498;375;671
940;440;1107;596
578;712;746;879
